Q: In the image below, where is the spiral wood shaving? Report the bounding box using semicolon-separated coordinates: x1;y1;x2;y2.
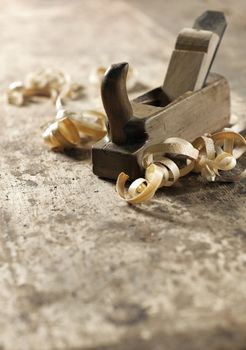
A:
42;108;107;150
117;131;246;204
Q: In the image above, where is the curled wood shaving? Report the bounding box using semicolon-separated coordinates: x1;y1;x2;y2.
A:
192;131;246;181
23;69;107;151
6;68;83;106
116;131;246;204
42;117;80;150
43;108;107;150
117;164;165;204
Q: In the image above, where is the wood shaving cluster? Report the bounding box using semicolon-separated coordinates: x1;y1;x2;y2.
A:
117;131;246;204
6;67;107;149
6;67;246;205
42;108;107;150
6;68;83;106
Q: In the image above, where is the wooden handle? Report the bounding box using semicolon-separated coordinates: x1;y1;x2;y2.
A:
101;62;133;145
193;10;227;83
163;11;227;101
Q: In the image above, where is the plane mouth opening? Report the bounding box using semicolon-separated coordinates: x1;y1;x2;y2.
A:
133;87;171;107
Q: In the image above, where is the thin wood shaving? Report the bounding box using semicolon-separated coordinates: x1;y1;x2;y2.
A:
117;164;165;204
6;68;83;106
43;108;107;150
4;68;108;150
116;131;246;204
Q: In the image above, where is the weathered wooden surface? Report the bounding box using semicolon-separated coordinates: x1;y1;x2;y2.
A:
163;10;227;101
94;12;230;181
163;28;220;100
0;1;246;350
93;73;230;181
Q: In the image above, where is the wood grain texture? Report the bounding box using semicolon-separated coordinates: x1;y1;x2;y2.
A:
163;27;220;100
146;74;230;144
93;74;230;181
0;1;246;350
101;62;133;145
175;28;217;52
93;13;228;181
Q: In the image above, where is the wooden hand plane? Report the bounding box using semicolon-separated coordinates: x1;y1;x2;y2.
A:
92;11;230;181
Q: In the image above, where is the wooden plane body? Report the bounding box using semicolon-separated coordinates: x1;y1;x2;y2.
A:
92;73;230;180
92;11;230;181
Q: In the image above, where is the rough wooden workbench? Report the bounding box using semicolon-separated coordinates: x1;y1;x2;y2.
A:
0;1;246;349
